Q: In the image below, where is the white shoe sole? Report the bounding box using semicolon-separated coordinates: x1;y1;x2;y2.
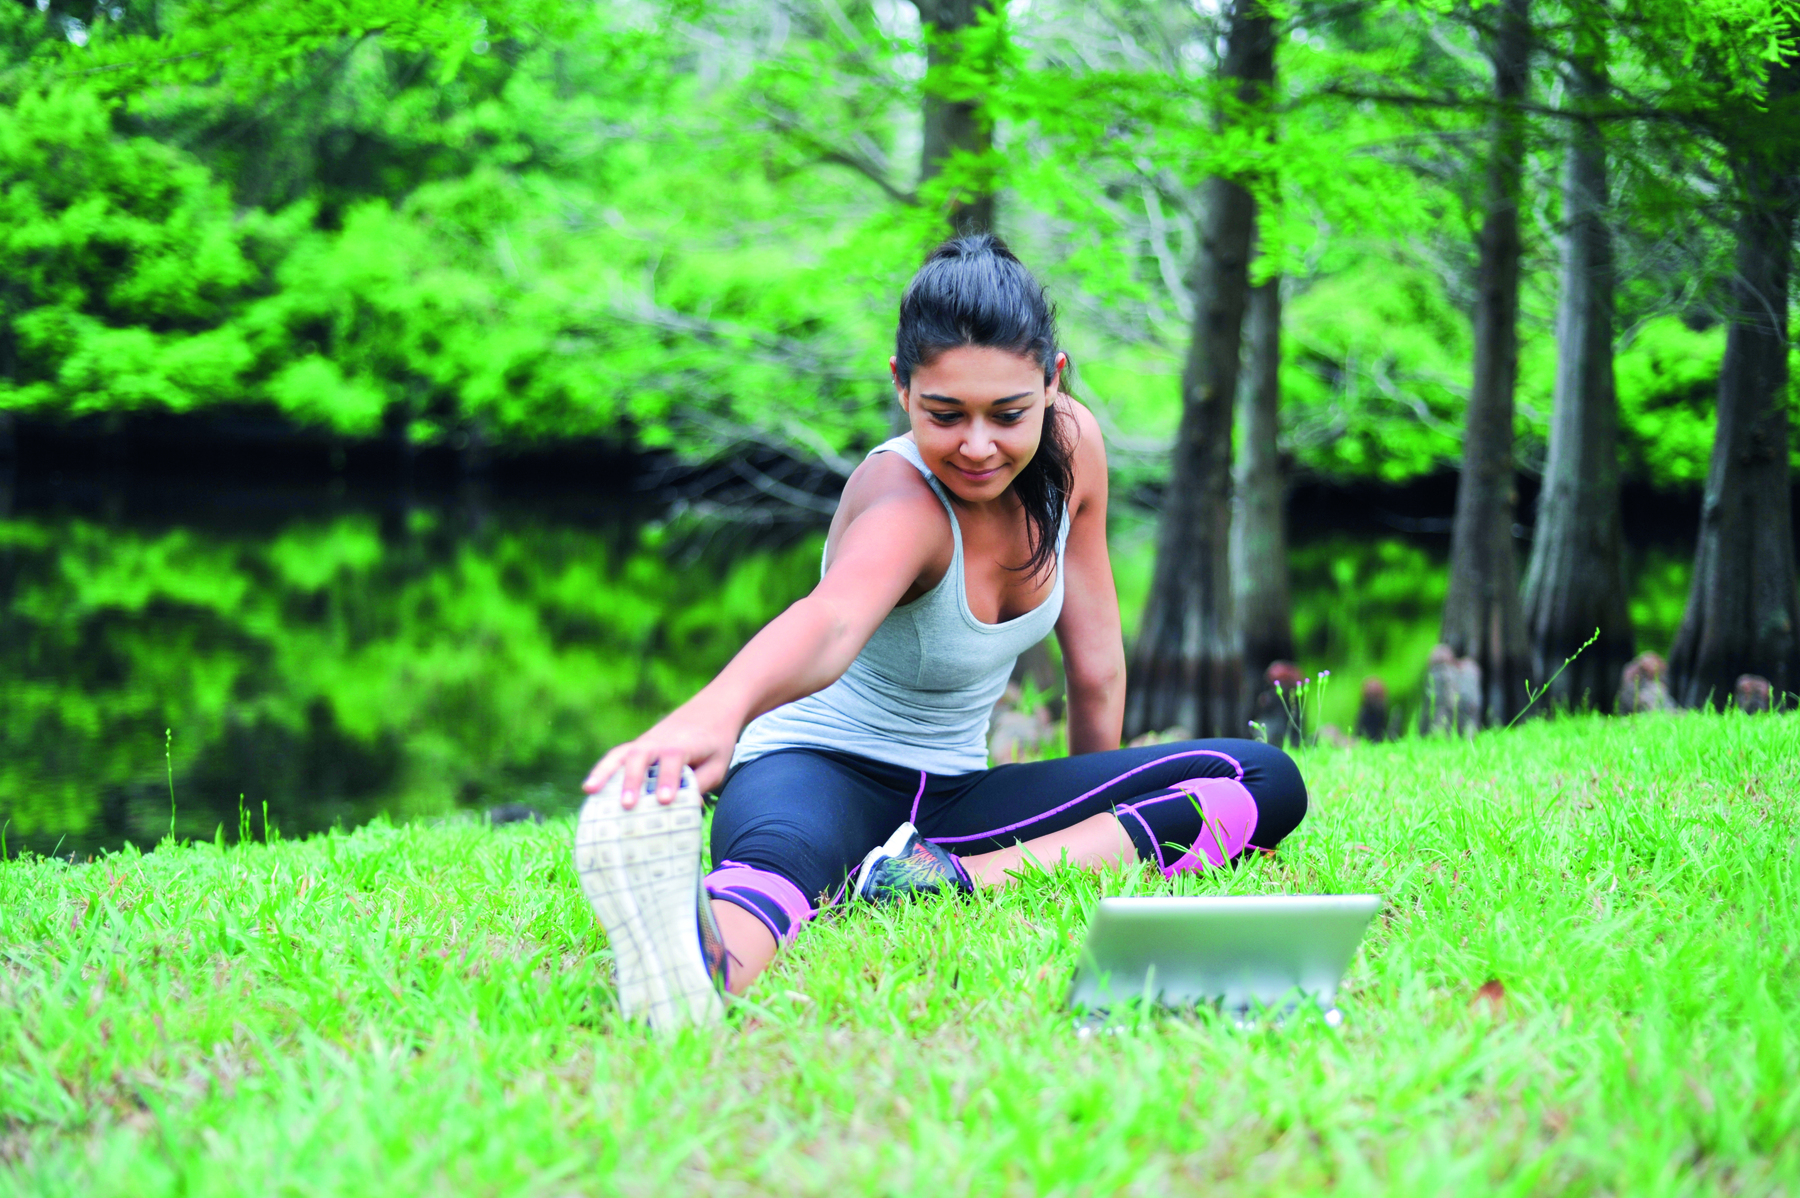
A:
573;768;723;1031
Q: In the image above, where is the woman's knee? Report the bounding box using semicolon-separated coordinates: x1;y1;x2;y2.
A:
709;763;880;945
711;812;846;890
1162;737;1307;850
1233;739;1308;848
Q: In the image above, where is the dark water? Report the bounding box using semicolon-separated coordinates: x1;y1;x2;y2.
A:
0;477;1695;858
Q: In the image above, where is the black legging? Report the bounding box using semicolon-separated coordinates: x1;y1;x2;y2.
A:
702;739;1307;944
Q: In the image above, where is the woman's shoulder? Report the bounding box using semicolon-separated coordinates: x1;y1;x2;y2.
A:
842;441;942;507
1060;395;1104;448
826;442;952;548
1059;395;1108;503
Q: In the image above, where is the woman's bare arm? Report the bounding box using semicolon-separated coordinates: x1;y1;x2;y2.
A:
1054;402;1126;754
584;465;948;805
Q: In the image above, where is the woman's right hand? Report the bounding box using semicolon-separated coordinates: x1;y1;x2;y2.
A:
581;701;740;809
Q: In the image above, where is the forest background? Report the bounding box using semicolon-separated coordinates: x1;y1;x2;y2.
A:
2;0;1798;851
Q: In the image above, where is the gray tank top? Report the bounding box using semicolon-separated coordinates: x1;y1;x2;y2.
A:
731;436;1071;775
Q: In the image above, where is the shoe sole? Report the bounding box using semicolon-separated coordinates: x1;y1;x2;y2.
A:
574;771;723;1032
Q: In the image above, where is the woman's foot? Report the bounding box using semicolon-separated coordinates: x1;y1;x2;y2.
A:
853;822;975;901
574;764;726;1031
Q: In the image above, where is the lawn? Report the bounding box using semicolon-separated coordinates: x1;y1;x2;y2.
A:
2;713;1796;1196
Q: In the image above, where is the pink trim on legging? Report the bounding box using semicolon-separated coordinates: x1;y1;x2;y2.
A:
1114;802;1166;873
706;861;816;943
1113;787;1203;814
925;749;1245;846
708;887;783;944
1163;777;1259;874
909;770;927;826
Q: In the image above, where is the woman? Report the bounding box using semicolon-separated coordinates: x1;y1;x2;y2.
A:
576;235;1307;1030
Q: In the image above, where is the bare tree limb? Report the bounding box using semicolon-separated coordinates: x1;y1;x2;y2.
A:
728;457;842;514
1313;84;1705;127
756;105;919;205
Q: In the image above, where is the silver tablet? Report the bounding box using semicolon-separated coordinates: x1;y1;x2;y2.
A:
1067;894;1382;1019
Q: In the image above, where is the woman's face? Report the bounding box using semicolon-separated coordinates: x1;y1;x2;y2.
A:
892;345;1064;505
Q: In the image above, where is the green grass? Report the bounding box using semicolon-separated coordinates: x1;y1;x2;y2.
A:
3;713;1797;1196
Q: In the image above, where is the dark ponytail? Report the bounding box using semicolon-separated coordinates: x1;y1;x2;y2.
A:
893;233;1074;581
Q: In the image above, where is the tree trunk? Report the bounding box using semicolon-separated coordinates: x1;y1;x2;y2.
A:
1124;1;1275;740
1441;0;1533;727
1232;267;1293;677
914;0;995;233
1521;56;1634;710
1669;54;1800;707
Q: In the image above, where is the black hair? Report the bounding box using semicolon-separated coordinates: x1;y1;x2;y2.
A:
893;233;1074;582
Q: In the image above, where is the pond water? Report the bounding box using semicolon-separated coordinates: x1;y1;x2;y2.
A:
0;477;1695;857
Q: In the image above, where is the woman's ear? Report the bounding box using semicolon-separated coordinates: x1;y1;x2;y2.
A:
890;356;909;414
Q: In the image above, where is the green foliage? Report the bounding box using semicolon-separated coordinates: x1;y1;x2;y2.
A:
1614;317;1728;487
2;715;1796;1193
0;88;280;416
2;2;902;460
1282;259;1472;482
1;0;1796;486
14;0;572;93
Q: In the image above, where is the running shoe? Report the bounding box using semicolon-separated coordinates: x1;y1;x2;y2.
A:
852;822;975;903
574;763;726;1031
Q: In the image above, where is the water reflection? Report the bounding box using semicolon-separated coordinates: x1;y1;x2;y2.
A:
0;497;821;856
2;490;1693;856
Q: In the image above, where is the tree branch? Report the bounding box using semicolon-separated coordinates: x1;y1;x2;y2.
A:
727;457;842;514
1313;83;1706;128
751;102;916;205
815;148;918;206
